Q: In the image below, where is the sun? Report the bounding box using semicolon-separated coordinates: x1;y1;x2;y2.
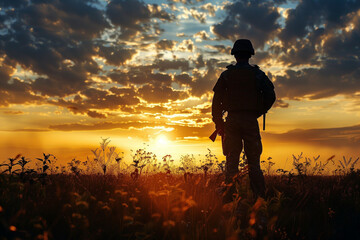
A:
156;135;169;146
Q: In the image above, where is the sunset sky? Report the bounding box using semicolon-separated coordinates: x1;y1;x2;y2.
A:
1;0;360;169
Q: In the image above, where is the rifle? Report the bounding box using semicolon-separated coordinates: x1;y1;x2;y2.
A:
209;129;228;156
263;113;266;131
209;129;219;142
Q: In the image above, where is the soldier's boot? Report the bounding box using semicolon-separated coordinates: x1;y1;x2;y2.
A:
248;162;266;199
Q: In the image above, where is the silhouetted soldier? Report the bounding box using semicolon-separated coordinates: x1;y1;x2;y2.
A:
212;39;276;201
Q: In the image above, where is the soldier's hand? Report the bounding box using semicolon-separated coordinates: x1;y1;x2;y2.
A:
215;120;224;132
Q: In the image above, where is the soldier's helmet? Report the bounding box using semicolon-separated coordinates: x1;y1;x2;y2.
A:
231;39;255;55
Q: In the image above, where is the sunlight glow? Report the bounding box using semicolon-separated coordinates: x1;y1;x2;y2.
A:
156;135;170;146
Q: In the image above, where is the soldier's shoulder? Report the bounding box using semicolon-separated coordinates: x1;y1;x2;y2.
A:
226;64;236;70
251;64;266;75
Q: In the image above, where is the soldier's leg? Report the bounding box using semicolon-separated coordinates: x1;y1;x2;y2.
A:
243;123;265;198
224;124;243;184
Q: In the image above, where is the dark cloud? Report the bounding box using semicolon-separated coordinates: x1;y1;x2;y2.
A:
194;30;210;41
278;40;319;67
0;0;110;98
200;3;217;16
87;110;107;119
152;58;191;71
275;58;360;99
273;99;289;108
212;0;281;48
275;0;360;66
98;45;137;66
49;121;158;131
106;0;174;40
148;4;175;21
167;0;205;5
0;69;43;106
3;110;24;115
108;60;190;87
48;87;140;118
279;0;360;45
138;84;189;103
190;59;221;97
155;39;177;50
194;54;205;68
0;0;28;8
174;73;193;86
260;0;360;100
264;124;360;148
205;45;231;55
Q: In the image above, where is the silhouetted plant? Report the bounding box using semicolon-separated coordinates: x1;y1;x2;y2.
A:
336;156;360;175
292;152;305;176
0;154;21;175
130;148;154;177
36;153;56;174
199;149;217;177
161;154;173;174
90;138;120;175
17;156;36;176
261;157;275;175
68;158;82;175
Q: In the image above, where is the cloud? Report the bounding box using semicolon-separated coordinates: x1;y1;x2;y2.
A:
273;99;289;108
2;110;24;115
212;0;281;48
275;58;360;99
205;44;231;54
279;0;360;45
155;39;177;50
200;3;219;17
152;58;191;71
194;30;210;42
177;39;195;52
0;66;43;106
87;110;107;119
190;58;222;97
174;73;193;86
167;0;205;5
98;45;137;66
0;0;109;99
106;0;174;40
48;87;140;118
138;84;189;103
264;124;360;148
49;121;157;131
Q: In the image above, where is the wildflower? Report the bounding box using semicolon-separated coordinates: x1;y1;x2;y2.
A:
151;213;161;221
102;205;111;212
123;215;134;223
129;197;138;204
163;220;175;228
122;203;129;208
76;201;89;210
72;213;82;219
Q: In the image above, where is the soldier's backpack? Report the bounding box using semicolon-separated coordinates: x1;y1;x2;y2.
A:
222;64;276;130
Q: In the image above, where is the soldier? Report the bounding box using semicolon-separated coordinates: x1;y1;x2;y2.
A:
212;39;276;202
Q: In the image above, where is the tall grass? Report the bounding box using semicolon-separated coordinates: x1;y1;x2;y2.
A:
0;140;359;239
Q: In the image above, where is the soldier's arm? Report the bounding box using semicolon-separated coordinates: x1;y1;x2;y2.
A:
262;74;276;111
212;90;224;123
212;73;226;128
255;68;276;112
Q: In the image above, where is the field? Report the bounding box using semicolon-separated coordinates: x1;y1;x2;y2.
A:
1;139;360;240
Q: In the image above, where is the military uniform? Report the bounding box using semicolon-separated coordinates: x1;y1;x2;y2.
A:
212;60;275;199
